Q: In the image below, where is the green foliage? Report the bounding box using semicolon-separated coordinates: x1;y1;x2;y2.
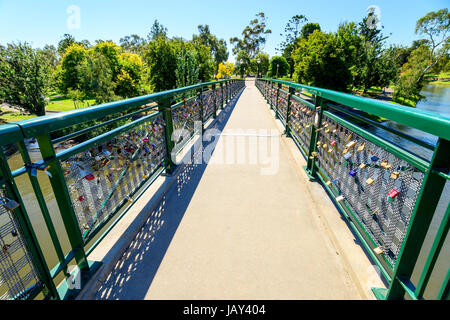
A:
58;43;88;93
77;51;117;104
268;56;290;78
119;34;147;55
116;52;144;97
144;36;177;91
93;41;122;80
301;23;321;40
148;19;168;41
292;30;353;91
0;42;50;116
175;48;199;87
250;52;269;77
193;25;229;72
393;45;429;105
235;50;251;77
193;43;215;82
230;12;272;58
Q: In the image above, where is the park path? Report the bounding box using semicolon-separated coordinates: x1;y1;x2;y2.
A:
93;80;373;300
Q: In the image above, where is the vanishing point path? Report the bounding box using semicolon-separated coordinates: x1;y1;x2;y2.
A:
92;80;382;300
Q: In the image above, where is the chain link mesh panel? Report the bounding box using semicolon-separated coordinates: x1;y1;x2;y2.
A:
202;89;215;120
276;89;289;124
0;187;42;300
287;96;314;153
172;98;202;152
315;114;425;266
61;115;167;240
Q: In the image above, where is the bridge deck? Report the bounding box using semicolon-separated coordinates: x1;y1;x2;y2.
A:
91;80;384;300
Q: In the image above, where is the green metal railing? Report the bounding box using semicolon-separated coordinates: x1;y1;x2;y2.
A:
0;79;245;300
256;78;450;300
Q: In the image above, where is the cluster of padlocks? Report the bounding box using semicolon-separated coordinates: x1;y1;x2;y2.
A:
0;188;42;300
276;89;289;123
202;89;216;120
171;97;202;146
288;99;314;151
313;115;424;266
61;116;167;238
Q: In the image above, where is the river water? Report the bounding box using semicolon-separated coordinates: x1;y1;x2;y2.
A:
2;84;449;299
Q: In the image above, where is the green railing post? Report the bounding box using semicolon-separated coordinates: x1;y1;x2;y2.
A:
220;82;224;109
304;95;323;180
374;138;450;300
275;83;281;119
0;148;59;299
158;98;176;174
269;82;274;109
197;88;204;131
284;86;295;137
212;83;217;119
36;135;90;272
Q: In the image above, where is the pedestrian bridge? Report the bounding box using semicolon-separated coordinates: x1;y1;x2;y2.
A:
0;78;448;300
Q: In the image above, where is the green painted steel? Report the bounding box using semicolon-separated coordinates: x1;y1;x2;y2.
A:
0;79;244;300
256;78;450;300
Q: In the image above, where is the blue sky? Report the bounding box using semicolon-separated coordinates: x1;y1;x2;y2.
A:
0;0;448;62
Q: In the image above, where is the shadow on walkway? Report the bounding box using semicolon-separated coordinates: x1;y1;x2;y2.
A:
95;88;245;300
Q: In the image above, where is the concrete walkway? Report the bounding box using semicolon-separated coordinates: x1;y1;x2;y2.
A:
92;80;384;300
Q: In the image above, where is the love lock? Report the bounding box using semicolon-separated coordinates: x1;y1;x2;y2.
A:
0;197;20;211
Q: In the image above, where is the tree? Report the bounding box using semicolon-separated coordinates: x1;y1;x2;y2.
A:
217;61;234;78
230;12;272;58
175;48;199;87
278;15;308;78
78;51;117;104
58;43;88;93
0;42;49;116
148;20;168;41
414;8;450;82
250;52;269;77
235;50;251;78
119;34;147;55
93;41;122;80
193;25;229;72
143;36;177;91
193;43;215;82
57;34;76;57
268;56;290;78
116;52;144;97
292;30;353;91
301;23;321;40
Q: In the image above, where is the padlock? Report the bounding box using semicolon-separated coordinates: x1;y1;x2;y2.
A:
349;170;357;177
373;247;384;255
359;163;366;169
390;172;400;180
330;140;337;146
343;152;352;160
371;155;379;162
1;197;20;211
346;141;357;149
387;188;400;202
357;143;365;152
335;195;345;202
366;178;374;185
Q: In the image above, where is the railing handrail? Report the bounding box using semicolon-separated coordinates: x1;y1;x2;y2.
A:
260;78;450;141
4;79;233;139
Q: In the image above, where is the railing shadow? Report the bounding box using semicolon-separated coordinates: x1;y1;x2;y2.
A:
94;87;245;300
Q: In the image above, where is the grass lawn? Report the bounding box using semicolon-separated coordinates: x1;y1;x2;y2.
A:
46;96;96;112
0;108;36;124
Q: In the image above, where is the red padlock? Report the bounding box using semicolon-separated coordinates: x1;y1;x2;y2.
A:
331;140;337;146
387;188;399;199
84;174;95;181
